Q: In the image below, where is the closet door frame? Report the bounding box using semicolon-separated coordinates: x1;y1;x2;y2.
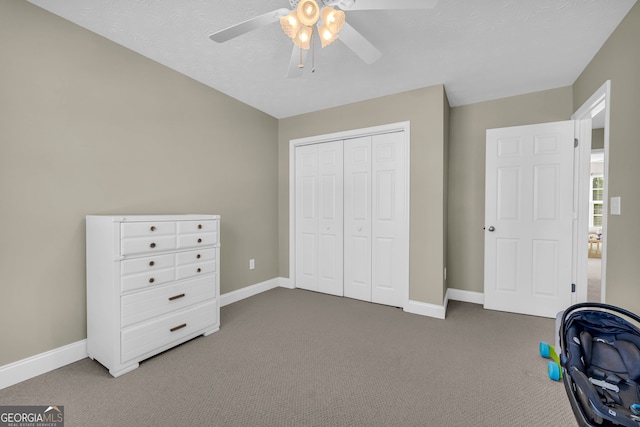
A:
289;121;410;308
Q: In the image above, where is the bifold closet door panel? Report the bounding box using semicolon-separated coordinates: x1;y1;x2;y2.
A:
294;142;344;296
344;136;372;302
371;132;407;307
317;141;344;296
295;144;319;291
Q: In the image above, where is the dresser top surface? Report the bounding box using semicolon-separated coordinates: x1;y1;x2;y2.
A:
87;214;220;222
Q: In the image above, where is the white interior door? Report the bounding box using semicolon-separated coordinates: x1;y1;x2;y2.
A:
295;142;343;295
484;121;575;318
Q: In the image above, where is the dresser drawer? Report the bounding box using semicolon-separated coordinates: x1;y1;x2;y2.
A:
121;221;176;238
121;267;175;293
121;235;177;256
176;232;217;249
121;276;216;327
176;248;216;266
122;253;174;275
121;300;218;364
177;220;218;234
176;260;216;281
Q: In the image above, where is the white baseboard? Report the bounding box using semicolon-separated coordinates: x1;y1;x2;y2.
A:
404;299;447;319
220;277;284;307
402;288;483;320
446;288;484;305
278;277;294;289
0;340;88;390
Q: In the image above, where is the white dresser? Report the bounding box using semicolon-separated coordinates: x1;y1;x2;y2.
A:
86;214;220;377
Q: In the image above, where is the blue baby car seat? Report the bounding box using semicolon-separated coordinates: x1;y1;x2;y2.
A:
561;303;640;426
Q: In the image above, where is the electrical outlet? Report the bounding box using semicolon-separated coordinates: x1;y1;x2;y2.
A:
249;259;255;270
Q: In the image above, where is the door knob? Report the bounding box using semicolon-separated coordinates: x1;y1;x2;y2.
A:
487;226;495;232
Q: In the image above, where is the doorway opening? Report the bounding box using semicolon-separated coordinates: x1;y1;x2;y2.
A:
572;80;610;304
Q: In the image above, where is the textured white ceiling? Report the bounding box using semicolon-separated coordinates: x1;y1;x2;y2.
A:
26;0;636;119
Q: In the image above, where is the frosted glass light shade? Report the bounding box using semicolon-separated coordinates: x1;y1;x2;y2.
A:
297;0;320;27
293;25;313;49
280;11;301;39
318;24;338;47
321;7;345;34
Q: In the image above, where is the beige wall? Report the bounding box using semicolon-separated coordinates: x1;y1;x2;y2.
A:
573;3;640;313
447;87;574;294
592;128;605;150
0;1;279;365
278;86;448;305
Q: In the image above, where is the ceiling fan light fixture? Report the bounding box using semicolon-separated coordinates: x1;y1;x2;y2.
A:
280;11;301;39
321;7;345;34
297;0;320;27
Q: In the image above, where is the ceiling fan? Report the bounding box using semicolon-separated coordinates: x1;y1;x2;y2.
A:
209;0;438;77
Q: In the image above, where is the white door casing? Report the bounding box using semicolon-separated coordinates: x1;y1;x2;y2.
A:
484;121;575;318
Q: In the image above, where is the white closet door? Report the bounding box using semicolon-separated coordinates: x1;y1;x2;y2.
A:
295;142;343;295
295;144;318;291
371;132;407;307
344;136;372;301
317;141;344;296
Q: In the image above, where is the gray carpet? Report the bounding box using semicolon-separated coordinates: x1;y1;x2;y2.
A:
588;257;602;302
0;288;576;426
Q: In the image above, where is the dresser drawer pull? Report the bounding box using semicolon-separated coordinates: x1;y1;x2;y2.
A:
150;242;156;248
149;277;155;283
149;261;155;267
198;224;203;229
196;254;201;259
150;226;156;232
197;268;201;273
170;323;187;332
197;238;202;243
168;293;185;301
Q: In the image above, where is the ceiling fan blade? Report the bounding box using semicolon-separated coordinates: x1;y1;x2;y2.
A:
209;8;290;43
341;0;438;10
338;22;382;64
287;45;309;78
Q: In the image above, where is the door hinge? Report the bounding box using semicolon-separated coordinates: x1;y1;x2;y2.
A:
571;283;576;293
574;138;579;148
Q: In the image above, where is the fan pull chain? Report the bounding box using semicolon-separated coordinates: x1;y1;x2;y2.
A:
311;31;315;73
298;46;304;69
